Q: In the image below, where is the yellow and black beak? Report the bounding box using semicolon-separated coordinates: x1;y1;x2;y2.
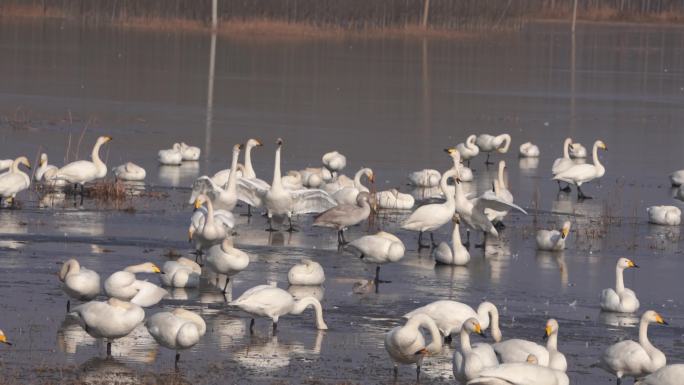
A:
194;199;202;210
276;138;283;146
655;313;668;325
444;147;457;155
105;136;113;142
628;260;639;269
238;144;244;150
543;325;552;340
0;335;11;346
256;139;263;146
561;228;569;239
152;265;163;274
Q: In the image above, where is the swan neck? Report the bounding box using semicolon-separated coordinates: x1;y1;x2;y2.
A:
92;140;105;169
498;162;505;188
459;327;472;353
452;221;462;247
498;134;511;153
440;170;456;204
244;145;254;177
11;158;21;173
638;318;655;353
227;149;240;192
291;296;326;329
592;142;603;169
467;135;476;148
615;265;625;293
563;139;571;158
406;314;442;353
205;198;215;225
547;332;558;351
59;260;79;281
272;145;282;189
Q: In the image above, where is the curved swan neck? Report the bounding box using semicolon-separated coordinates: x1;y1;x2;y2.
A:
406;314;442;353
272;144;283;189
59;259;80;281
205;198;215;226
547;331;559;351
638;318;656;353
11;158;21;173
92;139;105;169
291;296;327;329
592;142;604;169
615;265;625;293
440;170;457;205
354;168;371;190
467;135;477;148
459;327;472;353
227;148;240;193
244;145;255;177
563;138;571;158
498;134;511;153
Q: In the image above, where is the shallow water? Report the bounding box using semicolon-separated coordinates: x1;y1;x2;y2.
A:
0;19;684;384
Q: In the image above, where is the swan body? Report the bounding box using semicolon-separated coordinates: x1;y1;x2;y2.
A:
0;159;12;172
647;205;681;226
408;169;441;187
453;318;499;383
599;310;668;383
59;259;101;302
53;136;112;185
635;364;684;385
385;313;443;378
189;144;242;211
213;138;262;184
492;319;567;372
299;167;332;188
347;232;405;281
188;194;234;252
519;142;540;158
669;170;684;186
600;257;640;313
331;167;373;205
433;217;470;265
553;140;607;197
323;174;355;194
35;153;57;181
288;259;325;286
179;142;200;161
551;138;575;176
322;151;346;175
0;156;31;201
458;163;475;182
113;162;146;181
569;142;587;158
484;161;514;223
160;258;201;288
536;221;571;251
467;363;569;385
206;239;250;278
456;135;480;162
70;298;145;340
376;188;415;210
104;262;168;307
230;283;328;330
158;143;183;165
146;309;206;358
404;301;502;342
313;192;372;243
476;134;512;153
281;171;304;190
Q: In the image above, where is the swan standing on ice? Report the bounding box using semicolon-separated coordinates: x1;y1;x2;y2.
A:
322;150;346;177
160;257;201;288
408;169;441;187
536;221;571;251
484;161;515;226
453;318;498;383
600;257;640;313
433;216;470;266
385;313;443;380
59;259;101;312
346;231;405;286
635;364;684;385
104;262;168;307
553;140;607;200
551;138;575;192
190;144;242;211
146;308;206;368
313;191;372;245
0;156;31;206
206;239;250;293
456;135;480;166
113;162;146;181
53;136;112;191
35;153;57;182
493;319;567;371
599;310;668;385
404;301;502;344
475;133;511;165
179;142;200;161
331;167;373;205
158;143;183;165
230;282;328;333
288;259;325;286
70;298;145;356
519;142;540;158
647;206;681;225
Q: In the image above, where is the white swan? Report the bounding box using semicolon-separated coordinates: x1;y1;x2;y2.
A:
179;142;200;161
519;142;540;158
240;138;337;231
70;298;145;356
536;221;571;251
113;162;146;181
0;159;12;172
475;133;511;164
52;136;112;189
281;170;305;190
35;153;57;182
635;364;684;385
433;216;470;266
444;146;474;183
230;282;328;333
160;257;201;288
599;310;668;385
669;170;684;186
385;313;443;380
569;142;587;158
551;138;575;191
408;169;441;187
0;156;31;206
647;205;681;226
331;167;373;205
322;150;346;176
456;135;480;166
600;257;640;313
146;308;206;367
206;239;250;292
313;191;372;245
484;161;514;224
404;301;502;342
59;258;101;312
158;143;183;165
467;362;569;385
492;319;567;371
103;262;168;307
553;140;607;199
453;318;499;383
375;188;415;210
402;165;459;249
188;194;233;254
288;259;325;286
347;231;405;284
190;144;242;211
299;167;332;188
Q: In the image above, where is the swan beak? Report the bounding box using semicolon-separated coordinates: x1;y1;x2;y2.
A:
655;313;668;325
194;199;202;210
569;144;575;150
276;138;283;146
444;147;457;155
105;136;113;142
561;228;569;239
0;334;9;345
628;260;639;268
414;348;429;356
238;144;244;150
543;325;552;340
256;139;263;146
151;265;162;274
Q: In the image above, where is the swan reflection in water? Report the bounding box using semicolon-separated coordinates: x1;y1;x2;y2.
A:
234;331;324;371
518;157;539;175
158;162;199;187
599;311;639;328
78;357;144;385
536;250;569;288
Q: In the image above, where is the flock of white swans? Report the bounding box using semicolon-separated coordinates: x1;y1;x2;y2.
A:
0;132;683;384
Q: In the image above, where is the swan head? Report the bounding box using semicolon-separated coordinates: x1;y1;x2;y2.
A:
643;310;668;326
364;168;375;183
15;156;31;170
176;322;201;349
0;330;12;346
276;138;283;146
444;147;461;162
58;258;79;281
596;140;607;151
561;221;572;239
543;319;559;340
387;242;406;262
194;194;208;210
463;318;486;338
126;262;162;274
98;136;113;145
617;257;638;270
40;153;48;166
247;138;263;148
452;214;460;224
233;143;243;153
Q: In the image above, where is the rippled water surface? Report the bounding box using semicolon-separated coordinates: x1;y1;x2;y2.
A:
0;19;684;384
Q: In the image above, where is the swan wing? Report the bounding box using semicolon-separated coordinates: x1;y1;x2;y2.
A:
470;363;568;385
189;176;221;204
54;161;98;182
600;288;621;311
237;177;269;207
493;339;550;366
291;189;337;214
212;209;236;230
553;164;596;183
130;280;168;307
601;340;651;375
475;191;527;215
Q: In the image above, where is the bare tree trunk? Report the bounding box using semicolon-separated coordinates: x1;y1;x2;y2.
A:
421;0;430;29
571;0;578;33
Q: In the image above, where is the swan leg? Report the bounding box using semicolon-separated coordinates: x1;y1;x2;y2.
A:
286;216;298;232
417;231;430;249
222;277;230;294
493;220;505;231
175;352;180;369
416;364;421;381
393;365;398;378
444;334;453;344
106;341;112;357
66;300;70;313
463;229;471;249
241;205;253;217
265;216;276;232
485;153;493;165
577;185;592;200
272;321;278;335
338;230;348;245
249;318;255;335
475;232;487;249
374;265;391;284
430;232;437;248
616;377;621;385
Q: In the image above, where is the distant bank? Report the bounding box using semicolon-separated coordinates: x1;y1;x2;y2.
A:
1;0;683;38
